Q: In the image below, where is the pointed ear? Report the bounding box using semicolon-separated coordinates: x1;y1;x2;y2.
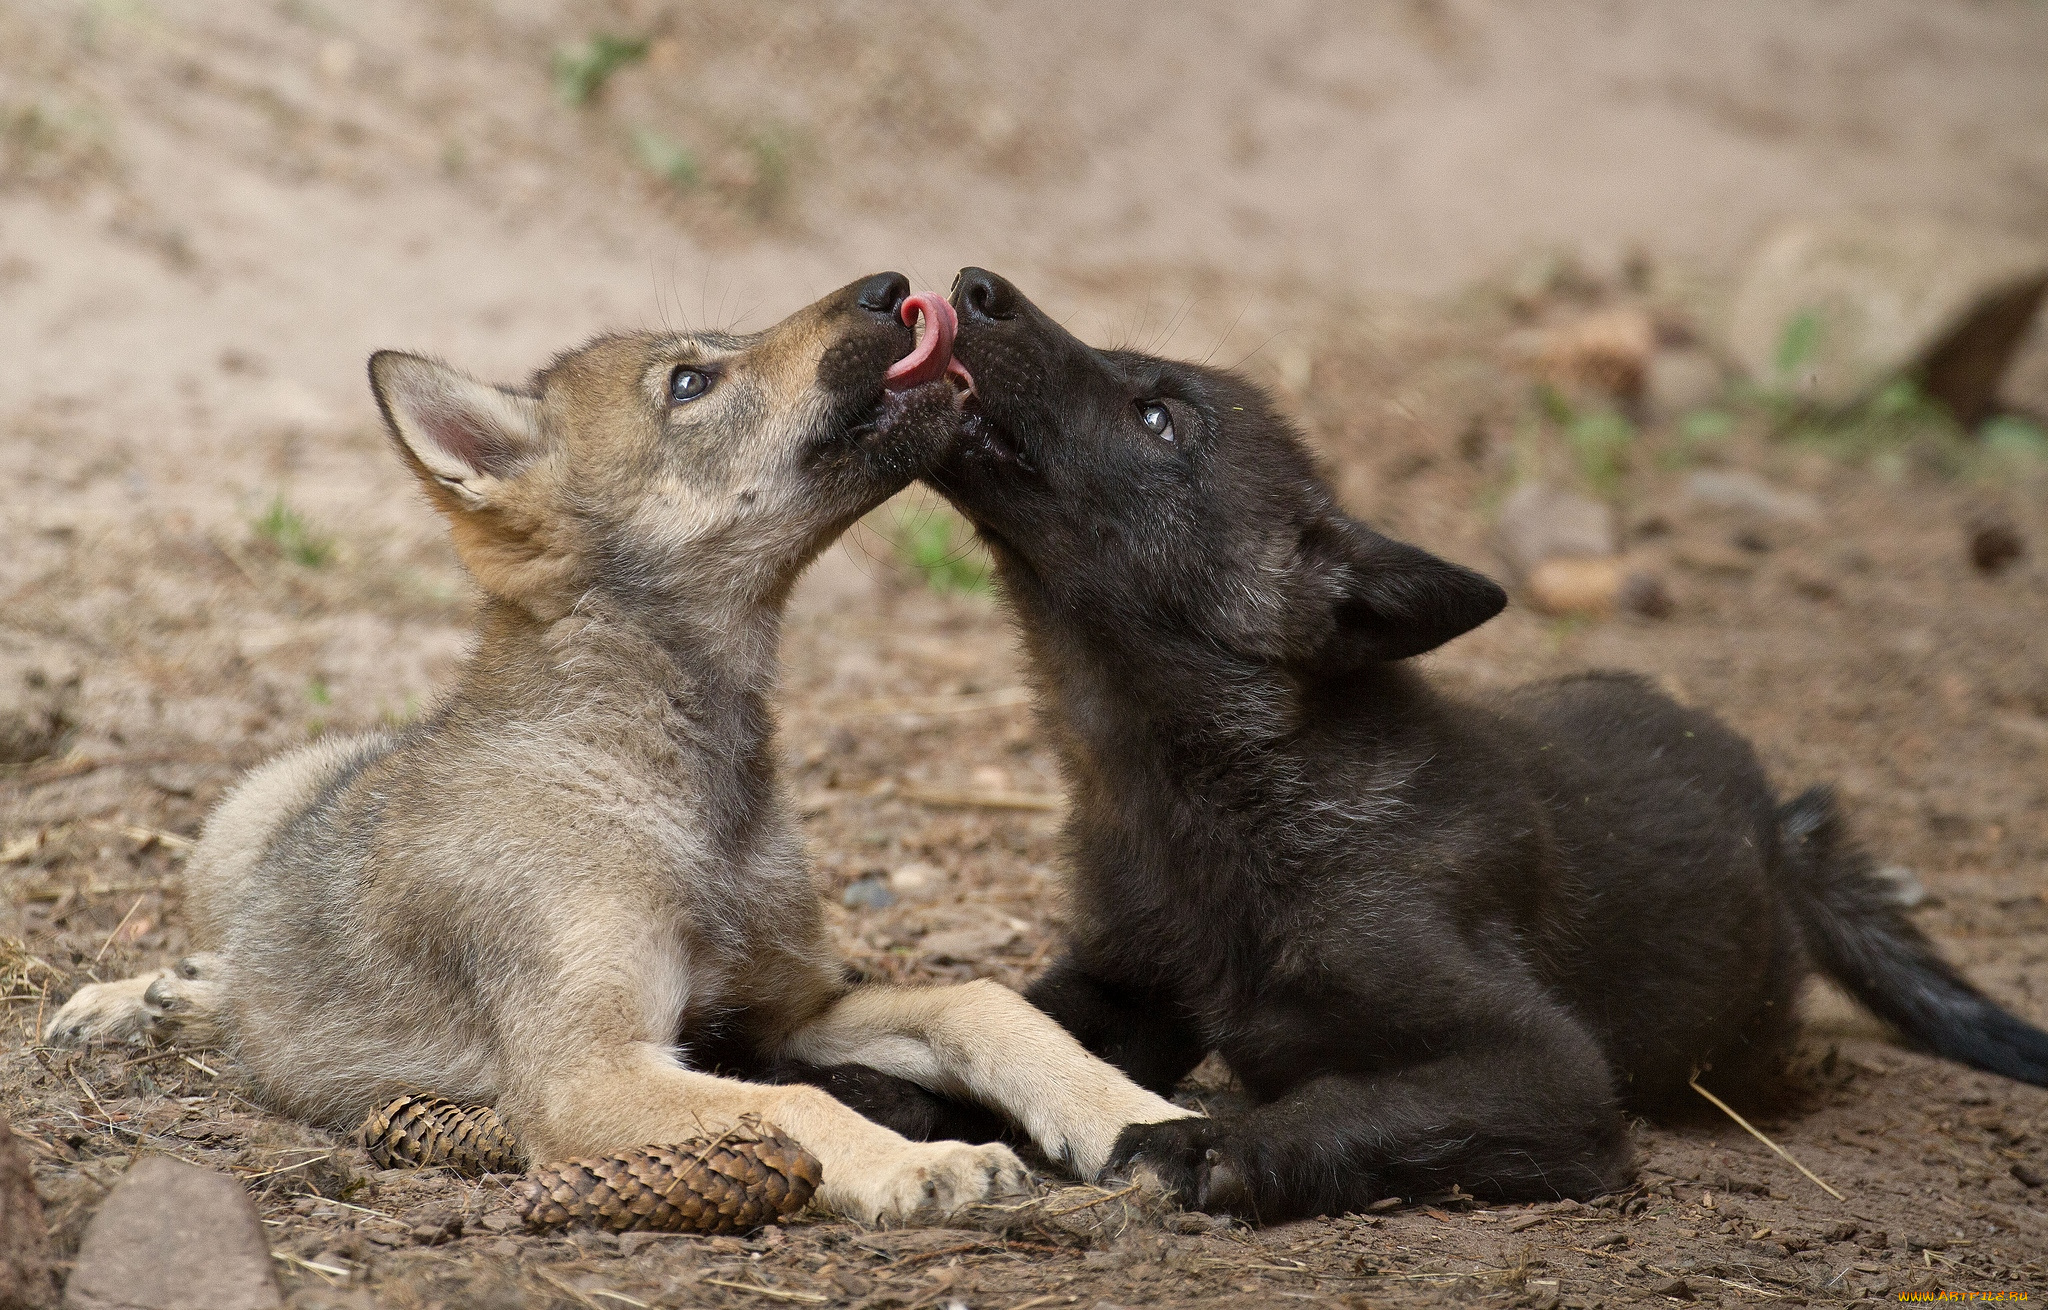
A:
1299;514;1507;669
368;351;544;508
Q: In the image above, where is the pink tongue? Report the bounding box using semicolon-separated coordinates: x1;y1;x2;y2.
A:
883;292;958;390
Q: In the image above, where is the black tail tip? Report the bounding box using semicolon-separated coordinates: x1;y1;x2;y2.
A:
1779;785;1840;850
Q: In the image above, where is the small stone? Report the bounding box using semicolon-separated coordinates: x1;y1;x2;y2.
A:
0;661;77;766
1646;348;1725;420
1;1117;58;1310
888;861;945;898
918;919;1022;964
1496;483;1618;579
1166;1211;1236;1234
1789;572;1837;601
1617;571;1674;620
64;1156;282;1310
1539;307;1657;400
1967;515;2025;576
1726;217;2048;424
407;1204;463;1245
1682;470;1821;524
1526;556;1622;618
840;875;895;911
1652;1277;1696;1301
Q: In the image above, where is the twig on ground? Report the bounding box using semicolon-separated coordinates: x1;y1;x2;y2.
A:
895;784;1065;813
1688;1075;1845;1201
89;821;197;854
831;688;1031;717
1044;1182;1140;1217
12;752;222;788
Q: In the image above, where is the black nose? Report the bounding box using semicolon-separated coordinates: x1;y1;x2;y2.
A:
853;272;910;318
952;267;1017;323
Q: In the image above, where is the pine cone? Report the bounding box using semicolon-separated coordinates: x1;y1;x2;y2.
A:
511;1119;822;1235
355;1095;525;1176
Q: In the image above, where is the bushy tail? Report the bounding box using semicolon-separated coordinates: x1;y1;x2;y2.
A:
1778;786;2048;1087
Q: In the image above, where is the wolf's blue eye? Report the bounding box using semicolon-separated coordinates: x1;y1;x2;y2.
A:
669;368;711;404
1137;401;1174;442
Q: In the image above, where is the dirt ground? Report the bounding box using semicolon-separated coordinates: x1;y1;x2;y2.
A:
5;2;2048;1308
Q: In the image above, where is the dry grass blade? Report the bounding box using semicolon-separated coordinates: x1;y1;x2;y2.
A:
72;1070;111;1122
92;893;148;963
532;1267;607;1310
240;1153;331;1182
1688;1075;1846;1201
700;1277;829;1304
273;1251;351;1281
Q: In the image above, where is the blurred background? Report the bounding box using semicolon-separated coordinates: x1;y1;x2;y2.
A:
4;2;2048;1301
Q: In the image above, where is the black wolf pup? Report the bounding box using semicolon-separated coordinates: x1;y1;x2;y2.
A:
927;267;2048;1223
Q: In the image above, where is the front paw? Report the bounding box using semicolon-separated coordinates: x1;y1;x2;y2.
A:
43;973;169;1047
1108;1119;1257;1217
836;1141;1031;1225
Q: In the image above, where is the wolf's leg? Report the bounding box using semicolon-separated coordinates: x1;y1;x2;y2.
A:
1025;954;1209;1096
759;1058;1012;1145
43;953;227;1048
777;978;1198;1182
504;1040;1028;1225
1108;1036;1634;1222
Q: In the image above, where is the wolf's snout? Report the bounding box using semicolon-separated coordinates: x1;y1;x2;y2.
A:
883;293;960;392
854;271;911;317
952;267;1018;324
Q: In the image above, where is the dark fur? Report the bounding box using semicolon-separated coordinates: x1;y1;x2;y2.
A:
918;267;2048;1222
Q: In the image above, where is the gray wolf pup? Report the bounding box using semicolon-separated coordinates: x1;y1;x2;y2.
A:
924;267;2048;1223
46;273;1191;1223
